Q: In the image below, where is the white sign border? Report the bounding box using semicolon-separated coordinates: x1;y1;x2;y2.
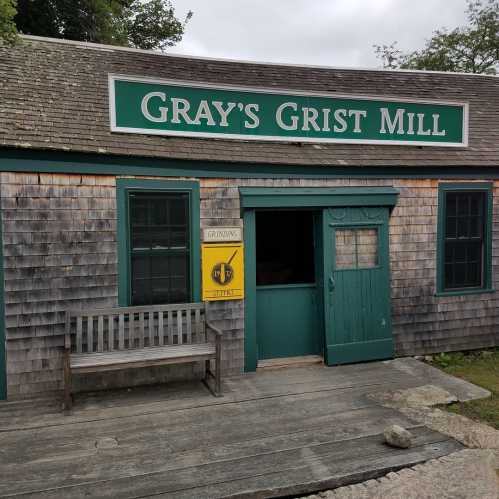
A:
108;73;469;148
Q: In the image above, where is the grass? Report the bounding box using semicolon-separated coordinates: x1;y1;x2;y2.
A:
429;348;499;430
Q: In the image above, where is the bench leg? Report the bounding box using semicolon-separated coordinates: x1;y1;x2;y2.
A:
202;357;222;398
215;351;221;397
63;351;72;412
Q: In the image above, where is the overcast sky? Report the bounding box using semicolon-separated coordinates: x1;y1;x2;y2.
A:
173;0;469;68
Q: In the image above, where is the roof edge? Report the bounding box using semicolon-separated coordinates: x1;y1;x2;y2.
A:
20;34;499;79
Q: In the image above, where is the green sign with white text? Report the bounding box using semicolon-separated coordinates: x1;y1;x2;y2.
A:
109;75;468;147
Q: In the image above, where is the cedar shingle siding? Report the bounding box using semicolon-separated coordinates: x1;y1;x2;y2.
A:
0;37;498;399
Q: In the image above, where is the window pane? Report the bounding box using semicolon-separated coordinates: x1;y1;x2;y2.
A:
170;196;188;225
445;216;456;239
131;227;150;250
151;278;170;303
130;198;148;225
470;216;481;238
132;279;150;306
172;251;187;270
151;198;168;225
457;195;469;216
132;255;149;279
151;255;169;277
457;217;469;238
149;228;169;249
170;227;188;248
470;195;482;216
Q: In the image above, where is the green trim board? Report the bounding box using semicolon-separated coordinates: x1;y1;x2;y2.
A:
110;74;467;147
243;209;257;372
0;205;6;400
436;182;494;296
239;187;399;210
116;179;201;306
1;148;499;180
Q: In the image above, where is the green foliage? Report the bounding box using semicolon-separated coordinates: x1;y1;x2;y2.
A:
125;0;192;50
375;0;499;74
429;348;499;429
432;352;455;369
14;0;192;50
0;0;18;45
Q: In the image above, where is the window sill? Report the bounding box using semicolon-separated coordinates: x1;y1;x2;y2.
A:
435;288;495;297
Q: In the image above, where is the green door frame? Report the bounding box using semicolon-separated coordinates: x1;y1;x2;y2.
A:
241;187;399;372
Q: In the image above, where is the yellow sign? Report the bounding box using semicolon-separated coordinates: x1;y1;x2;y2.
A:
202;243;244;301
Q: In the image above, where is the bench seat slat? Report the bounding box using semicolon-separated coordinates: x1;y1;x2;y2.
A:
70;343;216;369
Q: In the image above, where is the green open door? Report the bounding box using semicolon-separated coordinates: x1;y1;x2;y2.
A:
323;206;393;365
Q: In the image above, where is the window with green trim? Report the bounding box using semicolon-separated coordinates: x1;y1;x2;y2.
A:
437;183;493;294
116;179;201;307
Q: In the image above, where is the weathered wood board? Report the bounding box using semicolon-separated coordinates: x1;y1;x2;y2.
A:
0;364;463;498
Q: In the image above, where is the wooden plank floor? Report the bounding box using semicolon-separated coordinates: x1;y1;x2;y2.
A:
0;361;464;498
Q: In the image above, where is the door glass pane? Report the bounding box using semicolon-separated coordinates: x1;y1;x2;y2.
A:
336;228;378;269
357;229;378;268
335;229;356;269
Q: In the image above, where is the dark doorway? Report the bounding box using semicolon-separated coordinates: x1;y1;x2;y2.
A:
255;210;322;360
256;211;315;286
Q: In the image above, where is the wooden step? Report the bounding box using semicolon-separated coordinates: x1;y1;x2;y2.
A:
258;355;324;370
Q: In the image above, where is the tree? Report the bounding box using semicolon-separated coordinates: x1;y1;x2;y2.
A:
11;0;192;50
375;0;499;74
0;0;18;44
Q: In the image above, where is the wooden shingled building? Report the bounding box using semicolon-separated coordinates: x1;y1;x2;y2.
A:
0;35;498;400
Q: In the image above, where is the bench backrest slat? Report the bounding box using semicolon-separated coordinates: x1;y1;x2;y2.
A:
177;309;183;345
139;312;145;348
119;314;125;350
148;312;154;347
158;311;164;346
108;314;114;351
97;316;104;352
87;316;94;353
68;303;207;354
167;310;173;344
186;309;192;344
130;312;136;349
76;316;83;354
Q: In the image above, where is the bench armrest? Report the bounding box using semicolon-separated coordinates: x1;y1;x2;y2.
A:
205;319;223;339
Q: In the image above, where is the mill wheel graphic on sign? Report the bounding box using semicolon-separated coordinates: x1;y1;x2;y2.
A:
211;250;238;285
202;243;244;301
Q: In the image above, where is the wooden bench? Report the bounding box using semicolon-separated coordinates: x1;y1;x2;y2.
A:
63;302;222;410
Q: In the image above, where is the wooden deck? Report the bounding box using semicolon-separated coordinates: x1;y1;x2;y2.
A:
0;360;465;498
